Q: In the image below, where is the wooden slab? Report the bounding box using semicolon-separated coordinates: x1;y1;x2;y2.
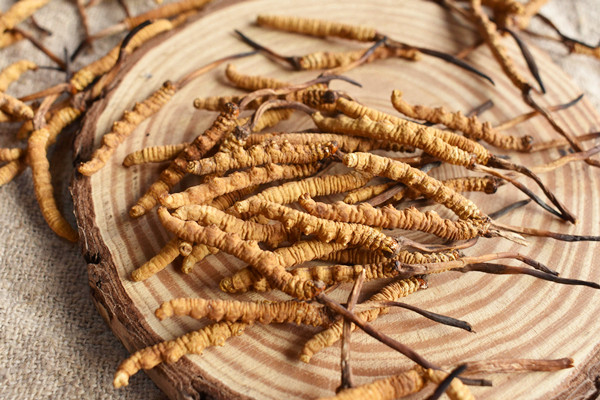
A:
72;0;600;398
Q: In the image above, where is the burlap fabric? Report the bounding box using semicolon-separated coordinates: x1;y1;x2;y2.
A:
0;1;598;399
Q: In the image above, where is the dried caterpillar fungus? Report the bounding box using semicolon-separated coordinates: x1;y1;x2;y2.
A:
113;321;246;388
130;102;240;218
158;208;325;299
123;0;213;30
221;248;458;294
70;19;174;92
343;152;487;221
232;171;371;216
331;98;491;164
225;63;290;91
470;0;530;92
299;195;490;240
343;180;398;204
0;59;37;91
130;238;180;281
570;42;600;60
296;45;421;71
79;81;177;176
312;112;478;167
389;175;503;203
256;15;379;42
0;157;27;186
193;94;247;111
0;91;34;119
171;204;292;248
244;132;413;153
0;31;24;49
123;143;188;166
181;186;259;274
0;0;50;32
156;298;332;326
391;90;533;151
219;261;395;294
244;199;400;255
422;367;475;400
25;106;82;241
28;127;78;242
219;240;347;294
133;186;259;280
317;366;475;400
516;0;549;29
161;162;321;209
0;147;23;162
186;141;337;176
479;0;525;15
322;247;387;266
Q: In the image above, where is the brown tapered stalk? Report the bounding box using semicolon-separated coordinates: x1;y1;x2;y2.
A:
339;270;365;391
316;293;439;371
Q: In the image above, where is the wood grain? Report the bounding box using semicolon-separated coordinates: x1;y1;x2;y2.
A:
72;0;600;398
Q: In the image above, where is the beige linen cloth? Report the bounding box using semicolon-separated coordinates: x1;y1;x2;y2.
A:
0;1;598;399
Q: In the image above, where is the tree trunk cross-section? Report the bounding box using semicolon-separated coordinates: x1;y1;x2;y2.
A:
71;0;600;398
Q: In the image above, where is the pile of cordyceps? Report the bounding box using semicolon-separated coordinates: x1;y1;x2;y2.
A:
2;0;600;398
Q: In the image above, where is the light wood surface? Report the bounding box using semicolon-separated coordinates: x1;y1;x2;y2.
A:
72;0;600;398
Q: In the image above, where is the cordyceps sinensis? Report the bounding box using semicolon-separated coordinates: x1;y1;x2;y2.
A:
318;368;426;400
234;29;420;73
26;106;83;242
0;157;27;186
133;184;259;281
170;204;293;248
320;357;576;400
294;43;422;71
186;140;338;176
0;91;34;120
381;175;503;207
468;0;600;169
342;174;501;207
78;81;177;176
231;170;371;218
156;297;334;326
225;62;290;91
70;19;175;92
319;366;470;400
0;0;50;32
533;13;600;60
239;199;400;256
316;98;576;223
244;132;414;153
74;0;213;62
298;194;491;241
343;152;486;222
79;50;257;176
0;59;38;92
219;240;357;294
253;15;494;82
332;97;490;163
220;249;459;294
391;90;533;151
160;162;321;210
0;147;23;162
113;321;247;389
122;143;188;166
130;102;240;218
342;153;593;243
158;207;326;300
256;14;380;42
